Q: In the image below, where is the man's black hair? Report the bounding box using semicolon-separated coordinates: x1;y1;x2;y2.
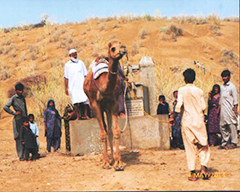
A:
15;82;24;91
28;114;34;119
221;70;231;77
159;95;165;101
183;68;195;83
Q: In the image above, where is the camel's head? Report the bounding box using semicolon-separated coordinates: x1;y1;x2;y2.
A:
108;41;127;60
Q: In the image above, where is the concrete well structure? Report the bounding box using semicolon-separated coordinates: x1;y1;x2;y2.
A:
70;115;170;155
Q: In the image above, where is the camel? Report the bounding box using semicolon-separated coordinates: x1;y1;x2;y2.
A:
83;41;127;171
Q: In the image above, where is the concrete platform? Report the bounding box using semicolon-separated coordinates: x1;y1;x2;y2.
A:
70;115;170;155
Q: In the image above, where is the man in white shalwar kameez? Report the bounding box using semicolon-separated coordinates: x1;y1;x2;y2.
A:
170;68;210;181
64;49;89;120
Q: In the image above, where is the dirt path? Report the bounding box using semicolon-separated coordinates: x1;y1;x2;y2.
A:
0;114;240;191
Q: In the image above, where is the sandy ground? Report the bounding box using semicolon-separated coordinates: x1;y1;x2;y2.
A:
0;113;240;191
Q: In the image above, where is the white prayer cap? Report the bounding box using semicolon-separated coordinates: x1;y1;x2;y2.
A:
69;49;77;56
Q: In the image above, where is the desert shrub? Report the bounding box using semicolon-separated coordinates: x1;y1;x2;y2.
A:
118;14;135;23
28;44;39;54
108;35;116;41
220;49;239;67
50;59;63;67
80;40;87;46
7;74;47;98
112;23;119;28
0;62;12;80
53;31;60;42
30;52;37;60
208;14;221;35
169;24;183;36
139;28;147;39
0;90;7;118
105;16;116;22
144;14;154;21
1;38;12;46
92;46;102;57
223;17;239;22
81;30;87;35
4;43;17;56
99;24;106;31
131;42;139;56
37;35;44;42
29;67;70;119
160;23;182;42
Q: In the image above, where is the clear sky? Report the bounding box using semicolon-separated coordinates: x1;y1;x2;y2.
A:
0;0;239;28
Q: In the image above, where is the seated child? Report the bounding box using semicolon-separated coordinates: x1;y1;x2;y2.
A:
21;116;38;161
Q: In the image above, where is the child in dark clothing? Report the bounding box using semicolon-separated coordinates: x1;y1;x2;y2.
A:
157;95;170;115
21;117;38;161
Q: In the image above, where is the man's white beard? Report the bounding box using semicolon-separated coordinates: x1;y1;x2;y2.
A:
71;57;78;63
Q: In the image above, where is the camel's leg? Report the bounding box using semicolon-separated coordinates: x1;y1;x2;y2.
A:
112;111;124;171
106;109;114;165
91;101;111;169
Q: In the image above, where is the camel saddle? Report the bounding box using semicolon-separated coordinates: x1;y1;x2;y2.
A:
92;58;109;80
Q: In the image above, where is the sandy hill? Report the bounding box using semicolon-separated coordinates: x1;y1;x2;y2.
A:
0;15;239;119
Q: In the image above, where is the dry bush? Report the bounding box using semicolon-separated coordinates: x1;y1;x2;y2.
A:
0;61;12;80
112;23;119;29
4;43;17;57
7;74;47;98
80;40;87;46
1;38;12;46
177;16;208;25
81;30;87;35
99;24;106;31
37;35;45;42
29;67;70;119
50;59;64;68
30;52;37;60
92;45;102;57
208;14;221;35
53;31;61;42
131;42;139;56
108;35;116;41
143;14;155;21
220;49;239;67
160;23;182;42
28;44;39;54
223;17;239;22
0;89;8;118
105;16;116;22
139;28;147;39
118;14;135;23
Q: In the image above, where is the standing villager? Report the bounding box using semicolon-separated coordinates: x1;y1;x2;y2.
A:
218;70;238;149
63;103;77;151
170;68;210;181
171;90;184;149
118;62;126;118
44;99;62;152
64;49;90;120
3;82;28;161
207;84;221;146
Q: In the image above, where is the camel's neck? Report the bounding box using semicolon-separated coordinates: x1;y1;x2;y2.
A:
105;58;119;91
